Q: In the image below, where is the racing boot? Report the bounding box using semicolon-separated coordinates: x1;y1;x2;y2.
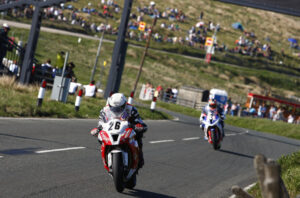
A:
204;131;208;140
138;150;144;169
137;138;144;169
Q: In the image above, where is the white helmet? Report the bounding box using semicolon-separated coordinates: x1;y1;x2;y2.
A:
108;93;127;113
3;23;10;29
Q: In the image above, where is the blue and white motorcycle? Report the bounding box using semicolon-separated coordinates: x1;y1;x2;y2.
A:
200;110;223;150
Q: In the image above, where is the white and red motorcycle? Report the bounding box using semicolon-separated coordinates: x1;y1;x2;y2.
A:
201;110;223;150
97;119;140;192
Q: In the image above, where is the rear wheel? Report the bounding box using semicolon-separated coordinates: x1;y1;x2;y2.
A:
125;173;136;189
112;152;124;192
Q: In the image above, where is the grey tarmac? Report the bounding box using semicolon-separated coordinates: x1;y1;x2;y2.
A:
0;116;299;198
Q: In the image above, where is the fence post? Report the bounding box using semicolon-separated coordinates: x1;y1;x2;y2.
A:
150;96;157;112
37;79;46;107
128;91;134;104
75;88;83;112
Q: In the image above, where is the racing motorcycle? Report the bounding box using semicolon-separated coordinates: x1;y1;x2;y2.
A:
97;119;140;192
201;110;223;150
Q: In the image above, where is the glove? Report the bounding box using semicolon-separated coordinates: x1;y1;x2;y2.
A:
220;115;225;120
90;125;102;136
134;123;144;132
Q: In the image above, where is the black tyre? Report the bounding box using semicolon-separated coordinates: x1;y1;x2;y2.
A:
125;173;136;189
112;152;124;192
211;129;220;150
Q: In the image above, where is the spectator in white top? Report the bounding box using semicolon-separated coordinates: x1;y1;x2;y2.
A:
84;80;97;97
69;77;81;95
9;60;18;75
287;114;294;124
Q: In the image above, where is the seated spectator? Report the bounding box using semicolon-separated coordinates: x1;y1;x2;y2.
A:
9;60;19;76
249;107;256;117
84;80;97;97
41;59;52;76
69;77;81;95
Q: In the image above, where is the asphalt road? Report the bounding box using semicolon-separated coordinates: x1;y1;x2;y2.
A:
0;116;299;198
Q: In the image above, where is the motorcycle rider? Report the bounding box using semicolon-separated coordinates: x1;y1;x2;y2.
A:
199;98;225;140
91;93;147;168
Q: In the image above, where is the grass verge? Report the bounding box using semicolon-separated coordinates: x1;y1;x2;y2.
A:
0;76;172;120
248;151;300;198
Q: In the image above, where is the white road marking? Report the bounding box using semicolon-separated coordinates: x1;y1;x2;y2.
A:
35;147;86;154
0;156;3;158
226;131;249;137
149;140;175;144
229;182;256;198
173;117;180;121
182;137;200;141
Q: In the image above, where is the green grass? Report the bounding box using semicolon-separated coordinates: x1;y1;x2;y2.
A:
248;151;300;198
4;0;300;76
0;77;171;120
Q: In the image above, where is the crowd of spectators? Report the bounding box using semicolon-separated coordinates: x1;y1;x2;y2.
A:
2;0;289;64
228;32;273;59
225;99;300;124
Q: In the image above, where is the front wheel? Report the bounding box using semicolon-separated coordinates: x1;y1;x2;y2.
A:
211;130;221;150
112;152;124;192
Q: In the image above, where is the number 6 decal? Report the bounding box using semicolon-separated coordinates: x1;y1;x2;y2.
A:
115;121;121;130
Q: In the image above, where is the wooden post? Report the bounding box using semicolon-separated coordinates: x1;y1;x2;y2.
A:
263;159;280;198
254;154;267;197
254;155;290;198
231;185;254;198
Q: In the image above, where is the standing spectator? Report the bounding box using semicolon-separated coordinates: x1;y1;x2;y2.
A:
84;80;97;97
56;51;65;75
171;87;178;103
200;11;204;20
269;105;276;119
261;104;267;118
273;107;284;121
257;104;262;117
0;23;10;71
65;62;76;78
230;103;237;116
227;97;232;114
287;114;294;124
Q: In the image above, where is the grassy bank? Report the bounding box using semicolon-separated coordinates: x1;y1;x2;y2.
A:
0;76;171;120
248;151;300;198
8;27;300;103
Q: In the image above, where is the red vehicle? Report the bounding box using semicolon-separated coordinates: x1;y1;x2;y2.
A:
97;118;140;192
245;93;300;119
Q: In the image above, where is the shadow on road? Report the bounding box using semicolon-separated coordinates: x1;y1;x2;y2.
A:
219;149;254;159
0;147;41;155
124;189;176;198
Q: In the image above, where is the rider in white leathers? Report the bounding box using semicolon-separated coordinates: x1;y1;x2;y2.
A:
91;93;147;168
200;98;225;139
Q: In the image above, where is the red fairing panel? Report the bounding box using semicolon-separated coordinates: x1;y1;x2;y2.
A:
129;142;139;169
101;144;109;171
100;130;112;145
